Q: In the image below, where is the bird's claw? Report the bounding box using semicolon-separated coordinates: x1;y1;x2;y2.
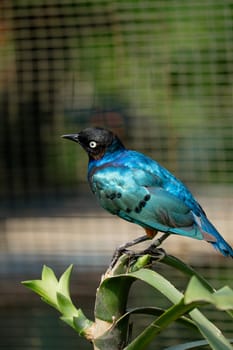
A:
109;244;167;270
109;247;134;269
109;234;151;269
141;246;166;260
109;233;170;270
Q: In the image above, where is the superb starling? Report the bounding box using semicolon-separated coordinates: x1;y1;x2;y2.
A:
62;127;233;258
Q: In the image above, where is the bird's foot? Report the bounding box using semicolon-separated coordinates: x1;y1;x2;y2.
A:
109;247;128;270
109;234;151;270
135;233;169;262
139;246;166;260
109;233;170;270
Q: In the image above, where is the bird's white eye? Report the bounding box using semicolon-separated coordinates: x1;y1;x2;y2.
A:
89;141;97;148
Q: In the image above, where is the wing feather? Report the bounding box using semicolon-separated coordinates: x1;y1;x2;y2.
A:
90;164;203;239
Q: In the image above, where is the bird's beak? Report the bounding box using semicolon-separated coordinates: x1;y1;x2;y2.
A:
61;133;79;143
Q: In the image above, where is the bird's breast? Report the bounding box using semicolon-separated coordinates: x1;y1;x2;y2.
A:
89;165;127;193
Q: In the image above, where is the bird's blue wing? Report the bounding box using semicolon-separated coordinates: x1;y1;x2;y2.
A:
121;150;204;216
89;164;205;240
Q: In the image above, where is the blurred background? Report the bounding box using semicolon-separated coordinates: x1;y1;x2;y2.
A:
0;1;232;349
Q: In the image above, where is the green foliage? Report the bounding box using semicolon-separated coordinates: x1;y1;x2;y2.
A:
22;252;233;349
22;265;93;337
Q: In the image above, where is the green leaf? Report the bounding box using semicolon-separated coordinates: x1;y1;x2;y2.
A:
119;306;197;330
61;311;94;336
94;306;198;350
108;306;198;337
129;268;183;303
164;339;222;350
58;264;73;300
162;255;233;320
126;268;233;350
124;299;199;350
189;308;233;350
73;311;94;336
95;275;135;322
22;279;57;309
22;265;94;339
22;265;75;313
162;255;214;292
129;254;152;272
185;276;233;311
42;265;58;285
56;292;79;317
165;339;233;350
22;265;59;310
214;287;233;311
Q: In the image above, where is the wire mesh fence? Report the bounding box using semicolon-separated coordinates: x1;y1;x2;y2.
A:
0;1;232;349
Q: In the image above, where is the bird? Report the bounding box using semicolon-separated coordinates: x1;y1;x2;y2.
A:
62;127;233;258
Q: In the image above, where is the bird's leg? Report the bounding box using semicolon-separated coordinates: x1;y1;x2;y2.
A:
110;234;151;269
126;233;170;266
109;232;170;270
142;232;170;255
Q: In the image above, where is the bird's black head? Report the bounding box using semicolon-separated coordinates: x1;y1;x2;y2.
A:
62;127;125;160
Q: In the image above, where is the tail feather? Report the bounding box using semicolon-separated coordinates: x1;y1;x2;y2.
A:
199;215;233;257
211;240;233;257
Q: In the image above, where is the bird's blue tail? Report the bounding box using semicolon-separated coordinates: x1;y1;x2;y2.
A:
200;215;233;257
